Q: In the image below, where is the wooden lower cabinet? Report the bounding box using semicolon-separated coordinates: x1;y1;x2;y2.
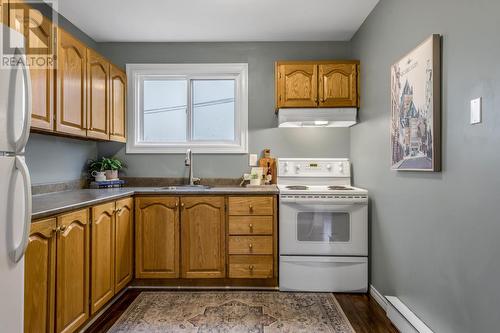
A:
55;208;90;333
135;197;180;278
229;255;273;279
114;197;134;293
181;197;226;278
227;196;277;280
90;202;115;314
25;199;135;333
24;218;57;333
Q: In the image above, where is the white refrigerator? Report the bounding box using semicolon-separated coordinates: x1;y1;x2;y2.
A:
0;23;33;332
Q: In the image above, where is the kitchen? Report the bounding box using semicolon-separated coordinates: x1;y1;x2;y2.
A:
1;0;499;333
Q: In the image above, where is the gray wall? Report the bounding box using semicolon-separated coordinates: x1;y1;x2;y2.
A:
25;9;98;185
25;134;96;184
97;42;352;178
350;0;500;332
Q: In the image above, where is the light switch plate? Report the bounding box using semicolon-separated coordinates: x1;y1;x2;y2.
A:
249;154;258;166
470;97;482;124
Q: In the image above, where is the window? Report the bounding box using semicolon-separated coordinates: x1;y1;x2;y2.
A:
127;63;248;153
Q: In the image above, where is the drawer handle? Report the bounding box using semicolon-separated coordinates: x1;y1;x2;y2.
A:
248;243;253;250
248;204;253;212
248;265;254;271
248;223;253;230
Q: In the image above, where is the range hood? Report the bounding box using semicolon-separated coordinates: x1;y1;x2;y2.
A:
278;108;357;128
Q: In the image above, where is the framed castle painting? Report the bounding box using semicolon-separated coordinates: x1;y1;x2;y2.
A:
390;34;441;171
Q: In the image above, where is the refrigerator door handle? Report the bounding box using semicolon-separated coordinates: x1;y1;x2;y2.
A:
14;47;32;154
10;156;32;263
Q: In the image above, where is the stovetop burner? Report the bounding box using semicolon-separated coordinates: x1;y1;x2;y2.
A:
328;185;353;191
286;185;309;190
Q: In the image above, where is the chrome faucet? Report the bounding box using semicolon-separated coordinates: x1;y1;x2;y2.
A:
184;148;199;185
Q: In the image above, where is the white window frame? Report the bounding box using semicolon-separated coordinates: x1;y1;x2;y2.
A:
126;63;248;154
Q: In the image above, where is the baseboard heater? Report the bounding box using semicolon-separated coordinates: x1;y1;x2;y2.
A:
385;296;434;333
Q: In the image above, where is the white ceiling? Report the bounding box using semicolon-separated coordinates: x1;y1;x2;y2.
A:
55;0;379;42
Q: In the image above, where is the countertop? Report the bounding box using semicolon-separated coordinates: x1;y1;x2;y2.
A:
32;186;279;220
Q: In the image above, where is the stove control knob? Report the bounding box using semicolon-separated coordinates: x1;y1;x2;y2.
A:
326;164;332;171
295;164;301;172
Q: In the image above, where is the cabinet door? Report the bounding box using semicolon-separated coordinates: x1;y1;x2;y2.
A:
56;209;89;333
56;28;87;137
90;202;115;314
115;197;133;292
8;6;54;131
24;218;56;333
276;63;318;108
181;196;225;278
109;65;127;142
135;197;179;278
318;63;359;107
87;49;110;140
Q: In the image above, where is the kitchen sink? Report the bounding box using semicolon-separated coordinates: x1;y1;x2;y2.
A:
161;185;212;190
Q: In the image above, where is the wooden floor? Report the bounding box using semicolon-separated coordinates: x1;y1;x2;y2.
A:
85;290;397;333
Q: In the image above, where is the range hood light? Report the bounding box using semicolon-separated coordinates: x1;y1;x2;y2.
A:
278;108;358;128
313;121;329;126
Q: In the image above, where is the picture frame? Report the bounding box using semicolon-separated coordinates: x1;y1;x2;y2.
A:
390;34;441;171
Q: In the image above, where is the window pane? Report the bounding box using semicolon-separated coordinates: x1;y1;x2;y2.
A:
192;80;235;141
143;79;187;142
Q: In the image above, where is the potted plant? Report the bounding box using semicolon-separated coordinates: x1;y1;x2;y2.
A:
88;159;106;181
101;157;125;180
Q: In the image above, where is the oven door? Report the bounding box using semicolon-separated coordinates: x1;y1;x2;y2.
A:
279;196;368;256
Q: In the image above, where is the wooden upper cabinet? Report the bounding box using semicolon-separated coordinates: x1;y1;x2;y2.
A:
8;6;54;131
276;63;318;108
55;209;89;333
135;197;180;279
114;197;133;292
90;202;115;314
109;65;127;142
56;28;87;137
319;63;359;107
24;218;56;333
181;196;226;279
275;61;360;109
87;49;110;140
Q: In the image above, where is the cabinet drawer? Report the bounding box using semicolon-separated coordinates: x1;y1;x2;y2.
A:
229;236;273;255
229;255;273;279
228;196;273;216
228;216;273;235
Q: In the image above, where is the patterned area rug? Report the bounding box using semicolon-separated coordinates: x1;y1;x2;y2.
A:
108;291;355;333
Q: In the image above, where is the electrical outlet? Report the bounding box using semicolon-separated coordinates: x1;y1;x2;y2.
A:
249;154;258;166
470;97;482;124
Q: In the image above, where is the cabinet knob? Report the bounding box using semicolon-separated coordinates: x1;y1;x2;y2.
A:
248;223;253;230
248;243;253;250
248;204;253;212
59;225;67;233
248;265;254;270
175;202;179;208
181;203;185;208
